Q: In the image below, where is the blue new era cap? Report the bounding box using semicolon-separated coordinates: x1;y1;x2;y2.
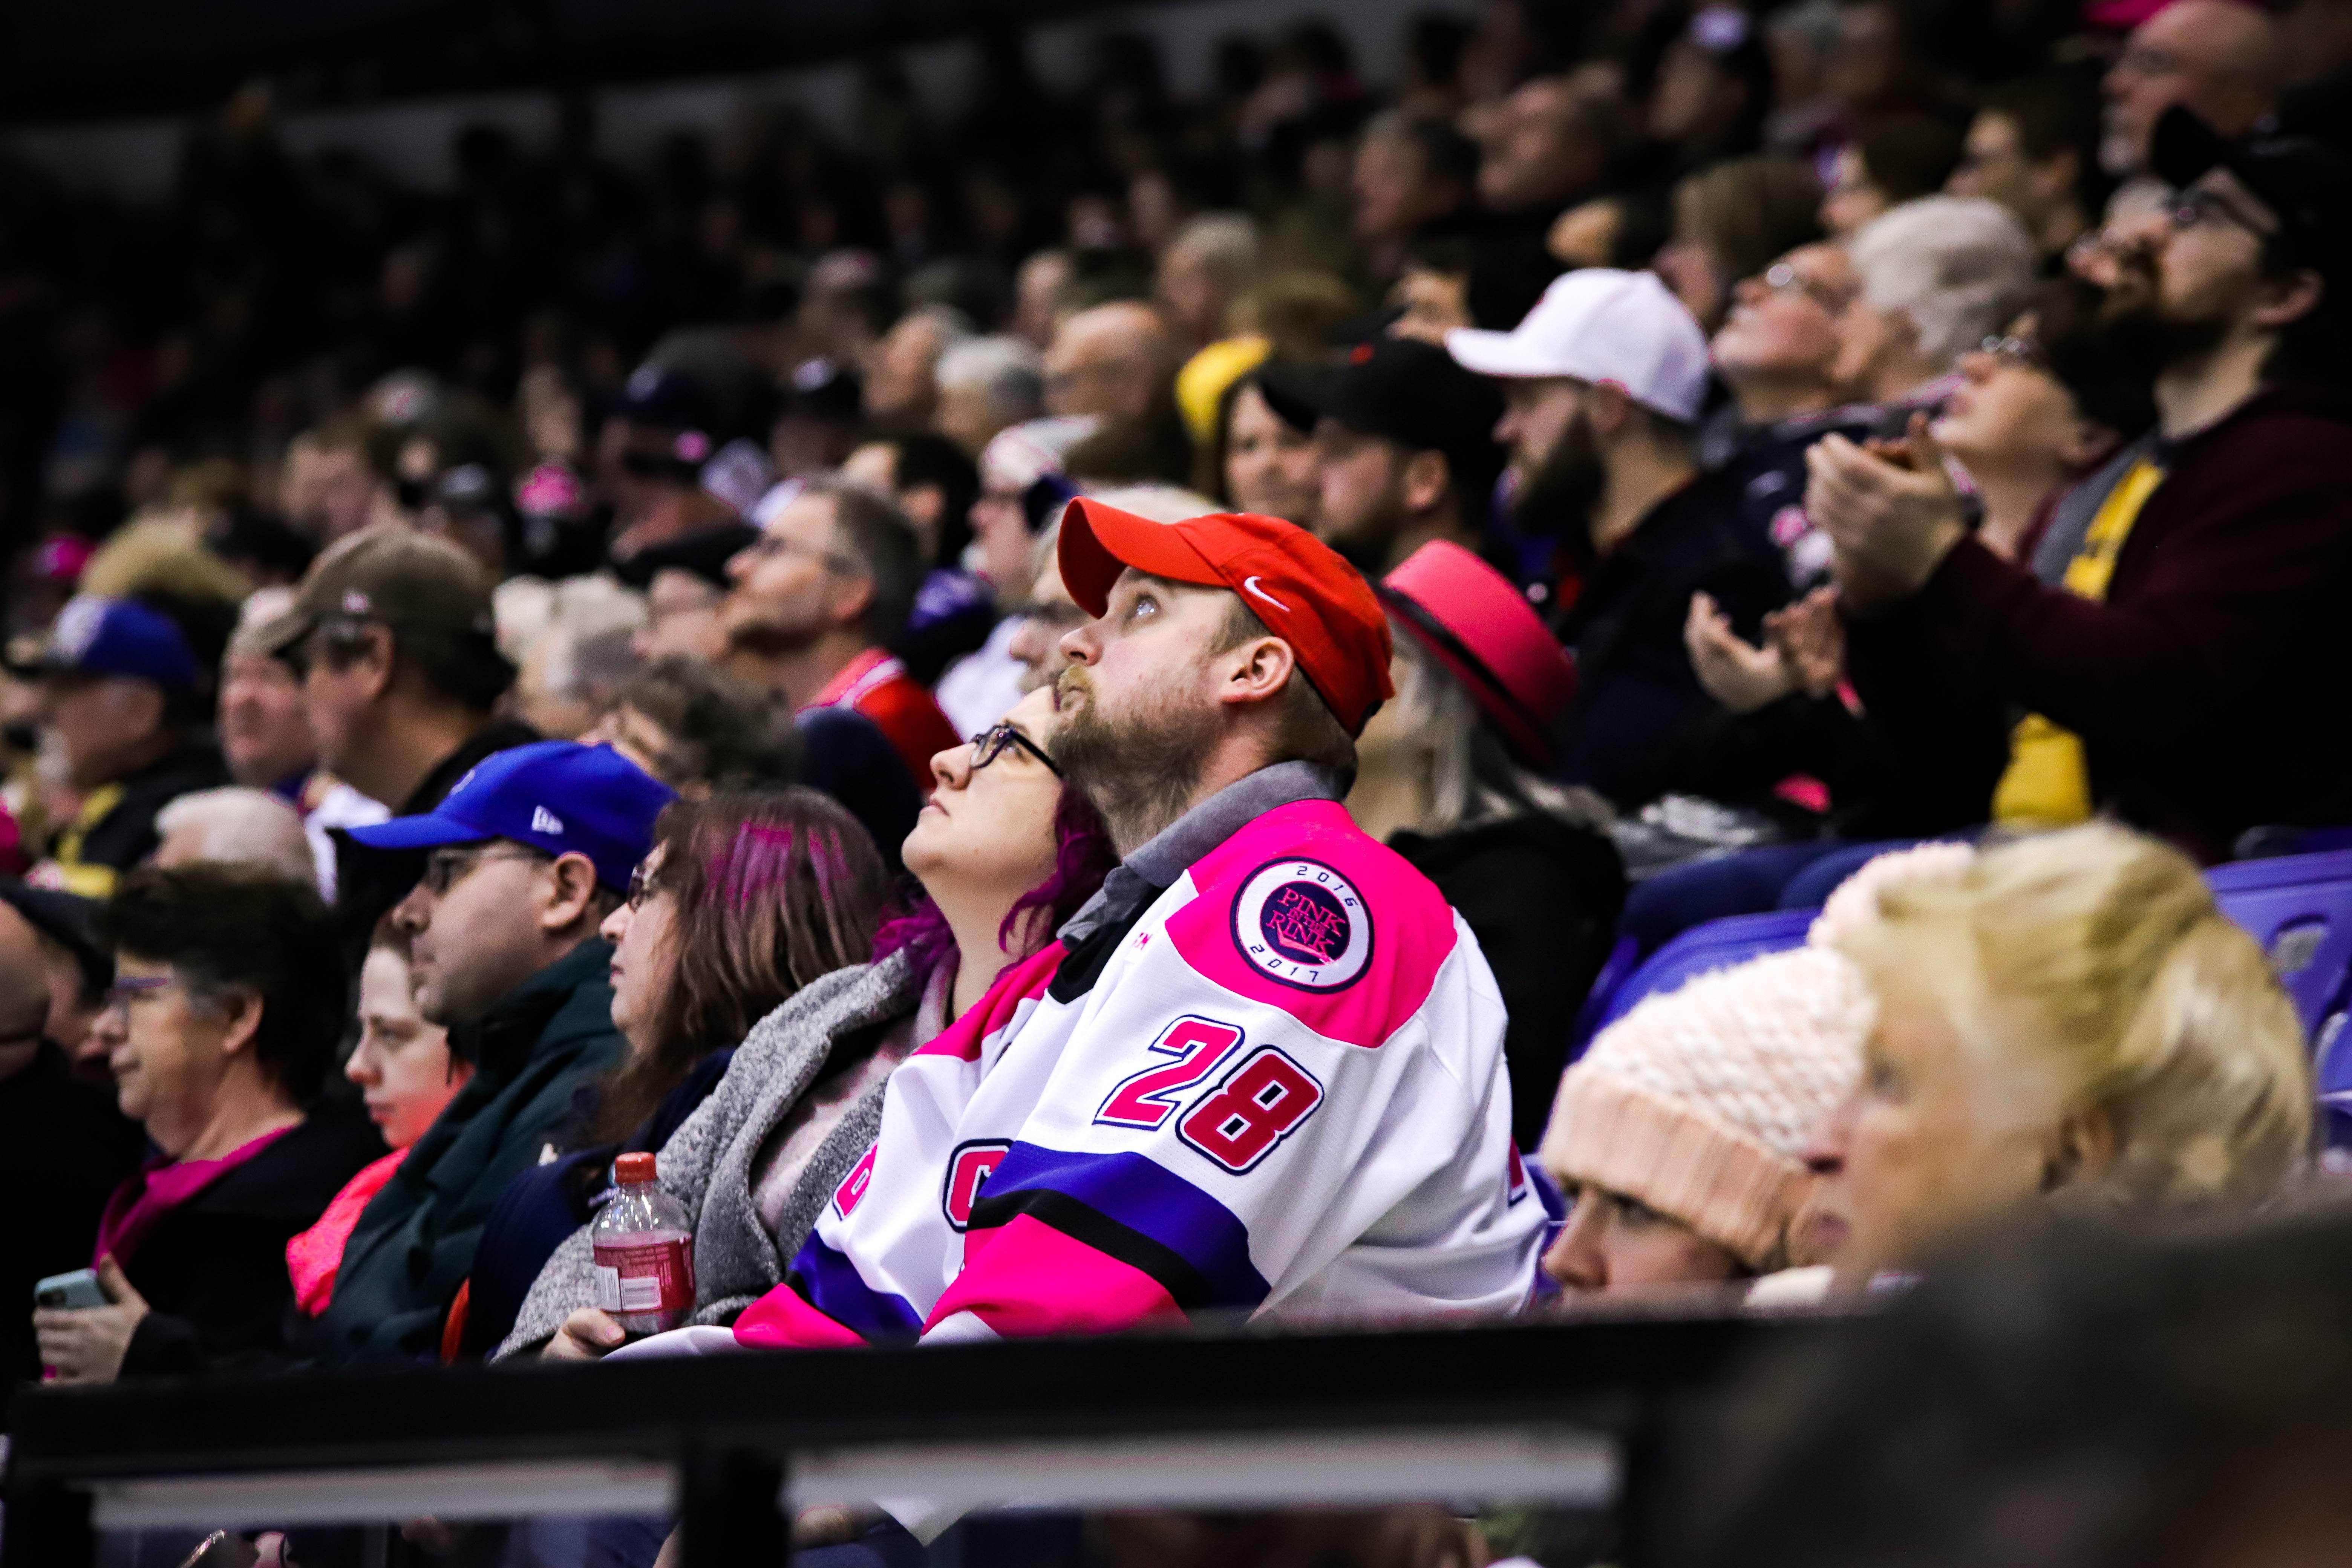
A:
40;596;199;692
347;740;675;894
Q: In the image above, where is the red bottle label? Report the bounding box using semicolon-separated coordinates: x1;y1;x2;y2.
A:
593;1238;695;1316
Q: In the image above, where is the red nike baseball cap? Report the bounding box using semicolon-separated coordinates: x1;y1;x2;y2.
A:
1058;498;1395;735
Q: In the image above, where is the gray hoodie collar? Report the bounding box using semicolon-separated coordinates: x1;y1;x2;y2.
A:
1059;760;1343;946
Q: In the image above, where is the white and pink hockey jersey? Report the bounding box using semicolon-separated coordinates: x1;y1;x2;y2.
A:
733;786;1545;1349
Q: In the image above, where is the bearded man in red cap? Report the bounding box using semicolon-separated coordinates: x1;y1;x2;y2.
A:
726;500;1546;1384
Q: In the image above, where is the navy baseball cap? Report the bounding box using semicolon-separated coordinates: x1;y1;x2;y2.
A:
346;740;675;893
39;596;199;692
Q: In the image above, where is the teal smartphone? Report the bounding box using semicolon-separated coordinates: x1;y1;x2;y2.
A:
33;1268;106;1310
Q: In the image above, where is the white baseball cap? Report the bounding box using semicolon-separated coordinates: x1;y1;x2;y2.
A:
1444;268;1712;425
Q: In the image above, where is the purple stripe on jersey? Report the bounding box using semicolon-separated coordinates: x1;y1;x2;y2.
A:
786;1233;925;1340
978;1142;1270;1309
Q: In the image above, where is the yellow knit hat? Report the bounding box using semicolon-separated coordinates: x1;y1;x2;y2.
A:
1174;335;1271;449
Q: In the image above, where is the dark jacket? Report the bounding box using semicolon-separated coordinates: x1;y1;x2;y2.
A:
308;939;628;1363
459;1046;736;1357
1553;467;1793;810
1686;690;1994;844
45;741;230;899
0;1042;144;1412
796;707;923;878
1389;815;1626;1148
116;1097;383;1379
1842;380;2352;862
1703;402;1884;590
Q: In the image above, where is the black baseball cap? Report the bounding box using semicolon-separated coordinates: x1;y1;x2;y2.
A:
2152;106;2352;291
619;363;718;435
0;879;109;1000
611;521;760;591
1257;338;1507;501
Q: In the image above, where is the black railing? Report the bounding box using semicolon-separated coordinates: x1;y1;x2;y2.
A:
2;1312;1826;1567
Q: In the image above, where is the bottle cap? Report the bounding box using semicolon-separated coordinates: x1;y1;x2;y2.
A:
614;1152;659;1185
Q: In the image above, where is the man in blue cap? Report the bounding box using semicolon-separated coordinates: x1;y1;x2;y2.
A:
307;740;673;1363
30;596;229;899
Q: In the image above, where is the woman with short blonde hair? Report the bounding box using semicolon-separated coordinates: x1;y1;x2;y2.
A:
1806;823;2311;1292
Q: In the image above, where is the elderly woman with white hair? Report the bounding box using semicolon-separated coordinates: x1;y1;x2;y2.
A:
153;787;318;889
1831;195;2038;411
933;336;1046;457
500;575;649;741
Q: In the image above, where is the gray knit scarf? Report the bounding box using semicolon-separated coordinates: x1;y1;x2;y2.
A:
493;949;925;1360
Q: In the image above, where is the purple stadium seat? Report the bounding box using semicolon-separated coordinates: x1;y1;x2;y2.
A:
2208;850;2352;1146
1568;908;1816;1060
2207;849;2352;1042
1565;850;2352;1143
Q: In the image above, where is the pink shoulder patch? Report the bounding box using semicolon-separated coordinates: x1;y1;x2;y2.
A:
913;942;1065;1061
1163;800;1456;1049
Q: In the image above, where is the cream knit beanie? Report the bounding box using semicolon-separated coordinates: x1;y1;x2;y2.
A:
1539;944;1873;1270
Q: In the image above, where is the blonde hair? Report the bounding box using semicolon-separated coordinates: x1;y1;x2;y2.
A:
1834;823;2310;1209
1386;623;1610;836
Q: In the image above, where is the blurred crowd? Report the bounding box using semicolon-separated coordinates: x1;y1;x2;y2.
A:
2;0;2352;1560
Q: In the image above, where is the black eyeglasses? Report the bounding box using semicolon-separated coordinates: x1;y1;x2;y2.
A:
970;723;1060;776
2166;184;2277;242
626;861;666;909
421;844;545;896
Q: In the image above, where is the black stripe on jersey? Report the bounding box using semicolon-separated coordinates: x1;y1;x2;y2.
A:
1048;899;1155;1004
966;1187;1213;1311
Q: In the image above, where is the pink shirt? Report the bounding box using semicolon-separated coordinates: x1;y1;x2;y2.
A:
285;1150;409;1317
94;1125;296;1269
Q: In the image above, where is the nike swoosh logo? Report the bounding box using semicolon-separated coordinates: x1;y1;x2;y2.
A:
1242;576;1291;613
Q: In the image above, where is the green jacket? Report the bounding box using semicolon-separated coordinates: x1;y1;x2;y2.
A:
311;940;625;1363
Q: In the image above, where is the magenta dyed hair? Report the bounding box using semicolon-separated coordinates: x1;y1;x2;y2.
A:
592;787;890;1144
873;786;1117;978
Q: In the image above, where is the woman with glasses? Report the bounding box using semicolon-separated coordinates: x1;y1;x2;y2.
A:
459;787;888;1356
1929;276;2156;562
497;687;1114;1362
1654;155;1825;333
1636;275;2162;948
32;865;379;1383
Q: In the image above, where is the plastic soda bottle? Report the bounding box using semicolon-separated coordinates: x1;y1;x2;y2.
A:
591;1152;696;1335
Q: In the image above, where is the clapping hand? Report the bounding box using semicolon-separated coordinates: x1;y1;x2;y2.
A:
1686;592;1798;713
1766;585;1845;699
1805;412;1969;615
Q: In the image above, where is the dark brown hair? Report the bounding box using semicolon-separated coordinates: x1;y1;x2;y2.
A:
591;788;888;1142
2027;275;2158;446
1853;113;1968;206
613;655;801;790
97;864;346;1106
1676;155;1823;289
